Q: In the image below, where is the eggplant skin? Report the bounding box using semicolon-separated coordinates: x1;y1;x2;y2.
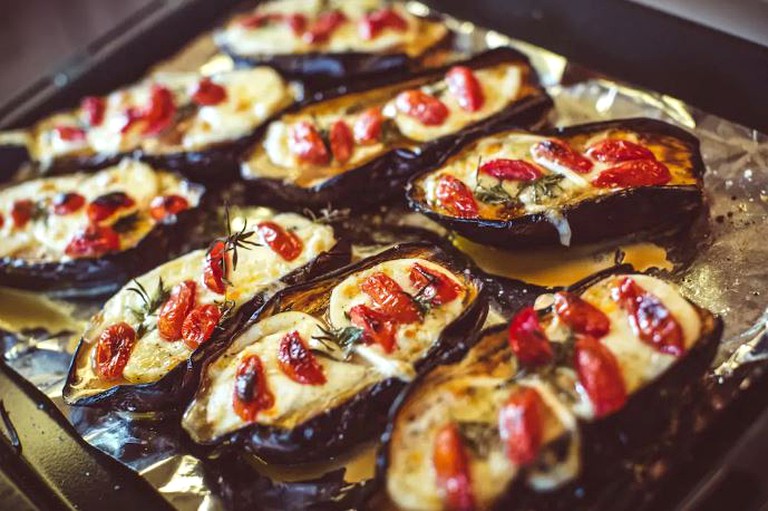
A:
407;118;706;248
62;240;352;413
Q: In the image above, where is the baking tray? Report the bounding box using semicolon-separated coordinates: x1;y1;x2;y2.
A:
1;1;767;510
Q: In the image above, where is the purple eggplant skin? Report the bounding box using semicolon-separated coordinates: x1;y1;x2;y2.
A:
241;47;554;211
185;242;490;464
61;239;352;413
407;118;706;248
0;144;29;183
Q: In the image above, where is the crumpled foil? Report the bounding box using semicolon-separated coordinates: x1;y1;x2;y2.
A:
1;2;767;510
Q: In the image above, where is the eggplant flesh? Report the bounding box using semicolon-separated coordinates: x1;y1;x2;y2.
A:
407;118;705;248
241;47;552;210
182;242;489;464
63;210;350;412
380;273;721;511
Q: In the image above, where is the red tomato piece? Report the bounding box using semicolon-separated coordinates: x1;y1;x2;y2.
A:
553;291;610;338
531;139;593;173
395;90;449;126
612;277;685;356
191;78;227;106
181;304;222;350
435;174;479;219
158;280;196;341
149;194;190;221
0;214;4;229
94;322;137;381
585;139;655;164
233;354;275;422
433;423;476;511
329;120;354;164
142;84;176;136
11;200;34;228
257;221;303;261
508;306;553;367
52;192;86;215
120;107;144;135
289;121;330;165
303;10;347;44
479;159;543;181
203;240;229;294
498;386;545;466
446;66;485;112
592;159;672;188
285;13;308;35
81;96;106;127
359;8;408;40
349;304;398;353
277;330;327;385
65;225;120;258
409;263;461;306
574;335;627;418
86;192;136;223
238;12;282;28
54;126;86;142
360;272;421;324
353;107;384;145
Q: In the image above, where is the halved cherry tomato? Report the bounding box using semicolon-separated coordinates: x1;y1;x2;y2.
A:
433;423;476;511
277;330;326;385
257;221;303;261
81;96;106;127
409;263;461;306
86;192;136;223
612;277;684;356
285;13;308;35
359;7;408;40
574;335;627;418
435;174;479;219
531;139;593;174
191;78;227;106
508;306;553;367
329;120;354;164
203;240;229;294
592;159;671;188
181;304;222;350
11;200;34;228
303;10;347;44
479;159;543;181
94;322;137;381
499;386;544;466
158;280;196;341
149;194;190;221
65;225;120;258
120;107;144;135
553;291;610;338
142;84;176;136
361;272;421;324
52;192;85;215
54;126;86;142
238;12;283;29
233;354;275;422
289;121;330;165
353;107;384;145
395;90;449;126
446;66;485;112
0;214;4;229
585;139;655;164
349;304;398;353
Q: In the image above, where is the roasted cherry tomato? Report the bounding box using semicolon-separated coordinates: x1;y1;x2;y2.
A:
574;335;627;418
65;225;120;258
359;7;408;40
499;386;545;466
531;139;593;174
508;306;553;367
142;84;176;136
278;330;326;385
329;120;354;164
94;322;136;381
395;90;449;126
191;78;227;106
119;107;144;135
353;107;384;145
592;159;672;188
349;304;398;353
409;263;461;306
181;304;222;350
238;12;283;28
203;240;229;294
11;199;34;228
585;139;655;163
0;213;4;229
553;291;610;338
233;354;275;422
433;423;476;511
612;277;684;356
479;159;543;181
158;280;196;341
54;126;86;142
87;191;136;223
435;174;479;219
361;272;421;324
289;121;330;166
303;10;347;44
257;221;303;261
285;13;308;35
81;96;106;127
446;66;485;112
149;194;190;221
52;192;86;215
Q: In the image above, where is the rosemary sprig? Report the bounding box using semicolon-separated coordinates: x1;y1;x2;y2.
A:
523;174;566;203
410;265;439;315
312;324;365;360
126;277;170;337
214;298;237;322
222;205;261;273
303;205;350;225
474;182;515;205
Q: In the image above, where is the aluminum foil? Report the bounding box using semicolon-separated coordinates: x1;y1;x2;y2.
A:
1;2;767;510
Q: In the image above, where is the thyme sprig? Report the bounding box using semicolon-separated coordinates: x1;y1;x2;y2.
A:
312;324;366;360
126;277;170;337
303;205;350;225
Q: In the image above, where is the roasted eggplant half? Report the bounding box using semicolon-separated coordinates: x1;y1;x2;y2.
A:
182;242;488;463
241;47;552;209
63;208;350;411
407;118;705;247
6;67;297;182
380;273;722;511
0;159;203;295
216;0;450;83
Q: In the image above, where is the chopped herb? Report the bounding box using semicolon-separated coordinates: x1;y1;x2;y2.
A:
457;421;499;458
126;277;170;337
380;118;402;145
475;182;516;205
312;324;365;360
522;174;566;203
410;265;438;315
215;298;237;322
112;213;140;234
